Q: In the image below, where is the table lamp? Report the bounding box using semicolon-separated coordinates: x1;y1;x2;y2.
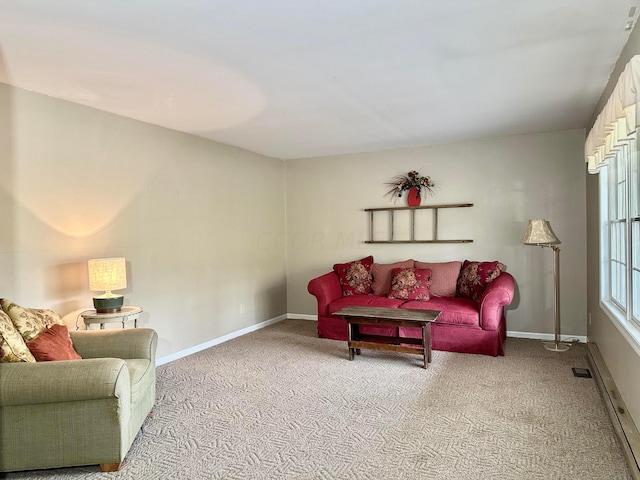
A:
88;257;127;313
521;219;571;352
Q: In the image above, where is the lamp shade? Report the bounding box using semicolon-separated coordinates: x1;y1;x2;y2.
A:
521;219;560;245
88;257;127;292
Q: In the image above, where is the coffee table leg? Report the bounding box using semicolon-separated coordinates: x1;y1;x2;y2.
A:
422;324;432;368
348;321;354;360
421;324;427;369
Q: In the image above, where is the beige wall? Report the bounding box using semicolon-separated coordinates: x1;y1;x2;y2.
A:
286;130;587;338
0;83;287;360
586;25;640;425
0;76;590;361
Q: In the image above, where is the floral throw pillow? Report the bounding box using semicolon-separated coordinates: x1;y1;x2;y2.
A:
1;299;65;342
388;268;432;301
456;260;505;302
0;310;36;363
333;256;374;296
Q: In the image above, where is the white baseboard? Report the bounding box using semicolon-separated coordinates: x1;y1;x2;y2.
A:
156;314;287;366
288;313;316;321
507;330;587;343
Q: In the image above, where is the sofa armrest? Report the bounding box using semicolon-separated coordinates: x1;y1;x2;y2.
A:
0;358;129;407
307;271;343;318
70;328;158;362
479;272;515;330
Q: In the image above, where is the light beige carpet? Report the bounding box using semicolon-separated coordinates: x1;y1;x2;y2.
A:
6;319;632;479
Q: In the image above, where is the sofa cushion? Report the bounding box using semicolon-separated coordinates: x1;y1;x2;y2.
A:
0;310;36;363
401;297;480;327
1;299;65;342
371;260;414;295
327;294;406;315
333;256;374;296
414;261;461;297
456;260;505;302
388;268;431;301
26;324;82;362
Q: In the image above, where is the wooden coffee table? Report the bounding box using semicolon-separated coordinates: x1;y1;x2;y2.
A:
333;306;441;369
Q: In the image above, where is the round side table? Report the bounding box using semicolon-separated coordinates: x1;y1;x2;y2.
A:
78;306;143;330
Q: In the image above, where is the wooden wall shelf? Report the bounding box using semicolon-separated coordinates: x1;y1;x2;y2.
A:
364;203;474;244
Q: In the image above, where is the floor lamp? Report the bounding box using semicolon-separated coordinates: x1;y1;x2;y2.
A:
521;219;571;352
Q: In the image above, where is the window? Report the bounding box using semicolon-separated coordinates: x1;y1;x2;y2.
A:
600;136;640;327
587;56;640;333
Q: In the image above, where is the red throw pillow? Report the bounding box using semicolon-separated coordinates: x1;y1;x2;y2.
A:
388;268;431;301
26;324;82;361
456;260;505;302
333;256;374;296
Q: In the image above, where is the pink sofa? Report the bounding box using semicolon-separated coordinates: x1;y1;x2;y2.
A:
307;259;515;357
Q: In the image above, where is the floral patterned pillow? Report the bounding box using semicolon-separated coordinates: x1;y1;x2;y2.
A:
456;261;505;302
387;268;432;301
1;299;65;342
333;256;374;296
0;310;36;363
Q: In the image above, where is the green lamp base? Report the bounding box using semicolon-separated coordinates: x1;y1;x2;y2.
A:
93;296;124;314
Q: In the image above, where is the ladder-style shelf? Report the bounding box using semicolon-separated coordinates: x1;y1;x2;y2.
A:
364;203;474;244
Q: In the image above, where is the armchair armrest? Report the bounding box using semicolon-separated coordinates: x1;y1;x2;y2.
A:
479;272;515;330
0;358;129;407
70;328;157;362
307;271;343;317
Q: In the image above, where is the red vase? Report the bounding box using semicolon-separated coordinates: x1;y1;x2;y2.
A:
406;187;421;207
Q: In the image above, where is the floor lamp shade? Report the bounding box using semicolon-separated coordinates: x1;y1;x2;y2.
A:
88;257;127;313
520;220;570;352
521;219;560;245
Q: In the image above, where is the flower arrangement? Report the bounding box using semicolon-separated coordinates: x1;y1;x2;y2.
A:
384;170;436;200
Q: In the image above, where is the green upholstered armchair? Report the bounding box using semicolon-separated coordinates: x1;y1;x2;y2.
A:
0;328;158;473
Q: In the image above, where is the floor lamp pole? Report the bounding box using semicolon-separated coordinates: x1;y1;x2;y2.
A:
542;245;571;352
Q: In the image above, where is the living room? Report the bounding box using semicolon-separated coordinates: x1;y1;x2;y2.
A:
1;1;639;477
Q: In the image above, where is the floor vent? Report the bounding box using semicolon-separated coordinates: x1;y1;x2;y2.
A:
572;367;592;378
588;342;640;480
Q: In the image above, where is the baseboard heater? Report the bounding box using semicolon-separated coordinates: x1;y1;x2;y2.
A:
588;342;640;479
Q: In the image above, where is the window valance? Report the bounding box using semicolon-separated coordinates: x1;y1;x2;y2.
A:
585;55;640;173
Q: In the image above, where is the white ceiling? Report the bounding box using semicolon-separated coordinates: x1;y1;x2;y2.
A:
0;1;637;160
